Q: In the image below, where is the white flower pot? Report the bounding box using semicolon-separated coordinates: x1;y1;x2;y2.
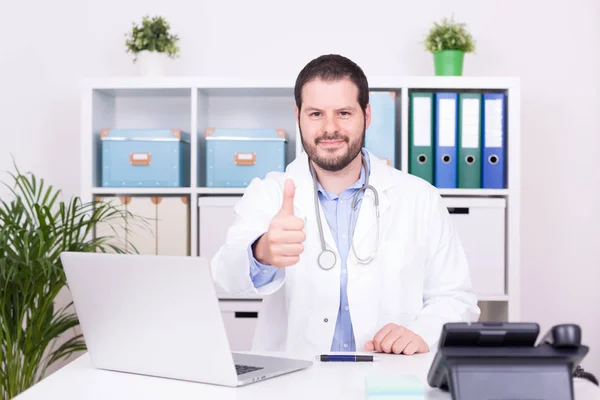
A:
136;50;169;76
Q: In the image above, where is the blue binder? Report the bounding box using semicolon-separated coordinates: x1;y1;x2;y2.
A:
482;93;506;188
434;92;458;188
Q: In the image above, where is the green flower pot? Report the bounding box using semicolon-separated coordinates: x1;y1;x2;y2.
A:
434;50;465;76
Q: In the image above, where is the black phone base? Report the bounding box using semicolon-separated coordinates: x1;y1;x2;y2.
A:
449;362;573;400
429;344;589;400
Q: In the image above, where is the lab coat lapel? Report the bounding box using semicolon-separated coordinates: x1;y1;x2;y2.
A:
350;153;392;256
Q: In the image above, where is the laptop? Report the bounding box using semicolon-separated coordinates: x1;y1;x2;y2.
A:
60;251;312;387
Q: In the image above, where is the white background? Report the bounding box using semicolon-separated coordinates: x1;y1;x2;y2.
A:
1;0;599;377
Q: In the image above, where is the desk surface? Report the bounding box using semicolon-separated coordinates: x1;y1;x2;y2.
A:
14;352;600;400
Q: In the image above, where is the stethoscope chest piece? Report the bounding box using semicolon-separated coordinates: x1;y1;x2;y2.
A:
318;249;336;270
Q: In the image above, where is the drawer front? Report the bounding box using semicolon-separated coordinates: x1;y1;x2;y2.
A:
198;197;240;261
444;198;506;297
206;141;285;187
219;300;261;351
198;197;266;300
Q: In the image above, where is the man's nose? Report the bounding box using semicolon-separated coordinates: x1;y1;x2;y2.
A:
324;115;340;134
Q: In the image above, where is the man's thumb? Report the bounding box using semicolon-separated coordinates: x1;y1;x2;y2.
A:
279;179;295;216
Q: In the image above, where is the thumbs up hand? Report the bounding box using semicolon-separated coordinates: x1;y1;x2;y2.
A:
277;178;297;217
253;179;306;268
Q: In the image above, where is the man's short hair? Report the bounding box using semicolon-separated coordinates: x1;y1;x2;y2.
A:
294;54;369;114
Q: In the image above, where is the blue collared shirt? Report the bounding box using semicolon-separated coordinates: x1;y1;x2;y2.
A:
248;150;369;352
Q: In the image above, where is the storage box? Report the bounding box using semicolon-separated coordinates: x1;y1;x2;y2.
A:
101;128;190;187
205;128;286;187
364;91;397;167
96;195;190;255
443;197;506;297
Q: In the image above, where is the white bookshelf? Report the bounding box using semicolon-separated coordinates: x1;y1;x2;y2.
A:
81;76;520;331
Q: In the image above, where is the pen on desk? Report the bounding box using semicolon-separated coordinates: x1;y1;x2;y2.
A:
316;354;380;362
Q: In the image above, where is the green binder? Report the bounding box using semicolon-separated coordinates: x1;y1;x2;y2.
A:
409;92;434;184
458;93;482;188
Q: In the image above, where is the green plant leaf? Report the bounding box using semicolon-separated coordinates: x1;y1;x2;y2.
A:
0;162;132;398
124;15;180;61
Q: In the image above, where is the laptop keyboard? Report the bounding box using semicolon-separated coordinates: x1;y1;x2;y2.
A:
235;364;264;375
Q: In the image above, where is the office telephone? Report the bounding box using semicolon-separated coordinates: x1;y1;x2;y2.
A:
427;322;598;400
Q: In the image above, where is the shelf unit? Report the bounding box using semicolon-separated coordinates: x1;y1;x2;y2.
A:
81;76;520;327
89;187;509;197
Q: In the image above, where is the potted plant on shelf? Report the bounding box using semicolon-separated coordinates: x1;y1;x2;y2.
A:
125;15;180;76
424;15;476;76
0;161;142;399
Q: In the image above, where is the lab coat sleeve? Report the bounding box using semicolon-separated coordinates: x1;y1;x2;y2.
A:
210;175;287;296
406;190;481;350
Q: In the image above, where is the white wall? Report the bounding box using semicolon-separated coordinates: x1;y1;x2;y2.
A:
1;0;599;377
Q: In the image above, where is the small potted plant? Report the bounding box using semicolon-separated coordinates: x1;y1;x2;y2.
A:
125;15;180;76
424;15;476;76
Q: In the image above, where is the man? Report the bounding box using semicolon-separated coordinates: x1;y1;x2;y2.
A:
211;54;480;355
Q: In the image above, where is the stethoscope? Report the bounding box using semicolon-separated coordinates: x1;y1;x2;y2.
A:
309;156;381;270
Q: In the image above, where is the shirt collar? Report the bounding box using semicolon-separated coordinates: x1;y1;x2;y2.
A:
316;148;370;200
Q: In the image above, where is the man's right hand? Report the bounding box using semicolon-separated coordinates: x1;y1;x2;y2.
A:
253;179;306;268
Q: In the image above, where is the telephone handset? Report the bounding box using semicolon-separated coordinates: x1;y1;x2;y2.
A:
540;324;598;386
427;322;598;400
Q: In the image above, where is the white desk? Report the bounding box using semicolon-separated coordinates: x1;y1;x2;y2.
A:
14;352;600;400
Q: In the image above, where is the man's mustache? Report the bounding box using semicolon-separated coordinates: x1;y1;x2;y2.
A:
315;133;349;145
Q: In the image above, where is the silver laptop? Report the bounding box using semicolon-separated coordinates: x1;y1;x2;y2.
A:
60;251;312;387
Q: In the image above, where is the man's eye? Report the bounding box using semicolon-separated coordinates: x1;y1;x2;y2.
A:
310;112;321;117
340;111;350;116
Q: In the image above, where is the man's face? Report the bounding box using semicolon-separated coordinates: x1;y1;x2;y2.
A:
296;77;371;172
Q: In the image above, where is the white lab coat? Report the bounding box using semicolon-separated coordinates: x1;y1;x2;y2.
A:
210;150;480;353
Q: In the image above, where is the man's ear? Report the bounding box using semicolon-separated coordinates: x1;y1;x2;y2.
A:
365;103;372;130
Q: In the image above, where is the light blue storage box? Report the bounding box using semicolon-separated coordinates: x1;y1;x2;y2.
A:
205;128;287;187
364;91;397;167
101;128;190;187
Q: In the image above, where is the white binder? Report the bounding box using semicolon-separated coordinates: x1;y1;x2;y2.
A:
126;197;157;255
93;196;128;253
156;196;190;256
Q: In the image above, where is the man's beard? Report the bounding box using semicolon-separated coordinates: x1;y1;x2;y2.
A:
299;120;365;172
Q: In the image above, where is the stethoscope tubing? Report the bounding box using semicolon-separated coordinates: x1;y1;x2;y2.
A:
308;155;380;270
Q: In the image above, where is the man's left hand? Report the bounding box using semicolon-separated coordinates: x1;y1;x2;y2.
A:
364;323;429;355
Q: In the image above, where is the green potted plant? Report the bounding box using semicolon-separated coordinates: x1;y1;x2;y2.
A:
125;15;180;76
424;15;476;76
0;161;142;399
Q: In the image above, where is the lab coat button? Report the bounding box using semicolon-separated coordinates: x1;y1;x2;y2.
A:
324;318;329;323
